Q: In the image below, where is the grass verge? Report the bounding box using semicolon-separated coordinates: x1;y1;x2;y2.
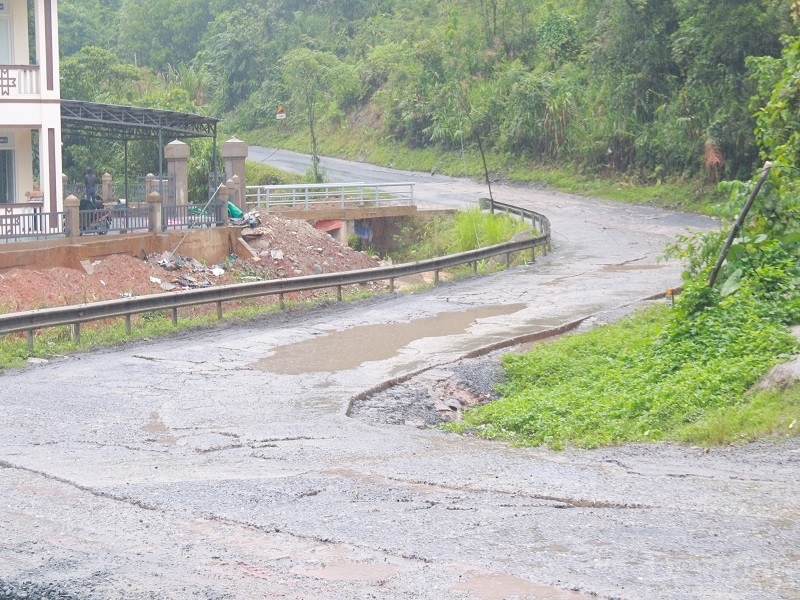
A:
445;303;800;448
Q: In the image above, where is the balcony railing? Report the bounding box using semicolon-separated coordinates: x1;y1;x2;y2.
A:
0;65;41;97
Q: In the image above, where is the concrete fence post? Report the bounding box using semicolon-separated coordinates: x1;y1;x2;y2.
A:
165;140;190;206
231;175;241;209
222;138;247;210
227;178;238;210
102;172;112;203
61;173;68;200
64;194;80;239
217;184;230;227
145;173;155;195
147;191;163;234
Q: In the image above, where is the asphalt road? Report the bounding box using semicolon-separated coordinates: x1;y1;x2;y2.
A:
2;154;798;600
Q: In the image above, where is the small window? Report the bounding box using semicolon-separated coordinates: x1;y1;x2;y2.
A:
0;149;15;203
0;17;11;64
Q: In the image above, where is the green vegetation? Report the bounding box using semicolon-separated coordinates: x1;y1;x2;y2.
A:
447;295;798;448
245;160;305;187
388;208;530;263
449;37;800;448
58;1;799;208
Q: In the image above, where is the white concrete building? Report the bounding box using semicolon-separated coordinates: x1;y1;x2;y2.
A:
0;0;62;213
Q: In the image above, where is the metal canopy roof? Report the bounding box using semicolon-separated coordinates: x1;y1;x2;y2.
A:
60;100;219;141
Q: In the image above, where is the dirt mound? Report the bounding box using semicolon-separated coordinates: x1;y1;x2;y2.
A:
0;214;382;314
242;213;379;277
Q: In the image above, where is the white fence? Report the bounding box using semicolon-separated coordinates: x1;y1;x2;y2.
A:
245;182;415;212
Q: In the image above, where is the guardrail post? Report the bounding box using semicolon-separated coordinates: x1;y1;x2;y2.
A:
434;270;440;284
125;315;132;335
337;286;342;301
390;278;395;293
26;330;34;351
530;246;536;263
72;323;80;343
147;191;163;234
64;195;80;239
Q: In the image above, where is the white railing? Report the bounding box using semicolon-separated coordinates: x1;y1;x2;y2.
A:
245;182;415;212
0;65;41;97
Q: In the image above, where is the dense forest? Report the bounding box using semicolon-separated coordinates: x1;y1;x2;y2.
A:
58;0;800;183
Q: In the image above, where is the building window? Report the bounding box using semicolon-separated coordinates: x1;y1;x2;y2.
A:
0;149;14;203
0;16;11;65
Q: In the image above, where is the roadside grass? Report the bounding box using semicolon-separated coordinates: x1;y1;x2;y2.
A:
245;160;306;186
676;385;800;445
445;301;800;448
241;125;723;214
387;208;532;263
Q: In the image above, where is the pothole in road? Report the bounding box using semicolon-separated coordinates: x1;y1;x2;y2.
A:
349;353;507;428
252;304;526;374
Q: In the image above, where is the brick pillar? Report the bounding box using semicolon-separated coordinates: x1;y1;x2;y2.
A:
147;191;163;234
165;140;190;206
64;195;80;239
222;138;247;210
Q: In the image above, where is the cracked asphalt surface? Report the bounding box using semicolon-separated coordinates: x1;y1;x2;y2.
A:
2;156;799;599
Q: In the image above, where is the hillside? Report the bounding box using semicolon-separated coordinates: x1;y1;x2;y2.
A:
57;1;799;188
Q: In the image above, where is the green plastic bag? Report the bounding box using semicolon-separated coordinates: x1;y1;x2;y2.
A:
227;201;244;219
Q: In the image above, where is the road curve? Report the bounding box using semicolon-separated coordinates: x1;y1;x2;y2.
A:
1;156;798;600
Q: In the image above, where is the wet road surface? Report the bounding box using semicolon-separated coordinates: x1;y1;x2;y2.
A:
2;157;799;599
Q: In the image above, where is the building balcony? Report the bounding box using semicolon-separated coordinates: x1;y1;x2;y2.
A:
0;65;41;98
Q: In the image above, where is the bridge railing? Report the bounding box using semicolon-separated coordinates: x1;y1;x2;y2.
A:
245;182;415;212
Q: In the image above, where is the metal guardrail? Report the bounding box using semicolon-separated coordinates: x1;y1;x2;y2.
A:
0;202;550;346
246;182;415;212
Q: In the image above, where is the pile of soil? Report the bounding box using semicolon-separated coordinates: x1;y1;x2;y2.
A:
0;214;383;314
241;213;380;277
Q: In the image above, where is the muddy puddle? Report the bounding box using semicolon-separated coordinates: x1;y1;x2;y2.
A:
253;304;526;374
600;263;666;272
450;573;592;600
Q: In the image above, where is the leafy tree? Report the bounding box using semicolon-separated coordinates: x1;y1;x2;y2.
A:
58;0;122;57
280;48;361;181
116;0;211;69
195;7;277;112
60;46;142;102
